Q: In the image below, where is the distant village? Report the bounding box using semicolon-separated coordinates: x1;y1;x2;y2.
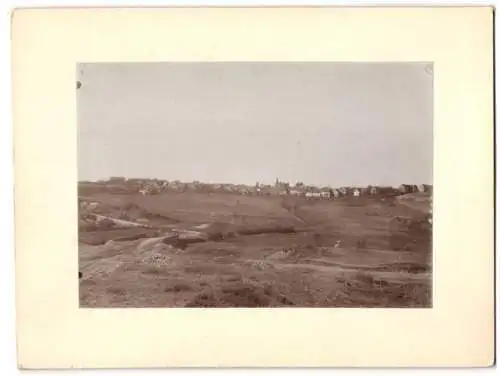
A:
80;177;433;199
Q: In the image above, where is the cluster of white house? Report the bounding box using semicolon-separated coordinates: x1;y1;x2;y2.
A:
96;177;432;199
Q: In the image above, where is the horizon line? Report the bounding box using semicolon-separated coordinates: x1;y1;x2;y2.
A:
78;176;432;188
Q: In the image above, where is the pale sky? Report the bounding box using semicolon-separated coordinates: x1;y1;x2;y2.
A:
77;62;433;187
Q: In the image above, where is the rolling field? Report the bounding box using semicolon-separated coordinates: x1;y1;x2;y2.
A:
79;191;432;307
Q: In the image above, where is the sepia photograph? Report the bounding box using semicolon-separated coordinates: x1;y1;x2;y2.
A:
77;62;433;308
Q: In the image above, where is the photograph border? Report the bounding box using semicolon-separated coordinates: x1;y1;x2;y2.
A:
12;6;494;368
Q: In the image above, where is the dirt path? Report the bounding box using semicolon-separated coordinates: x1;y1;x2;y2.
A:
81;256;128;280
137;236;168;251
94;214;154;229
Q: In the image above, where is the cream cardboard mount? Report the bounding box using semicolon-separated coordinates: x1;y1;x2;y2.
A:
12;6;494;368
